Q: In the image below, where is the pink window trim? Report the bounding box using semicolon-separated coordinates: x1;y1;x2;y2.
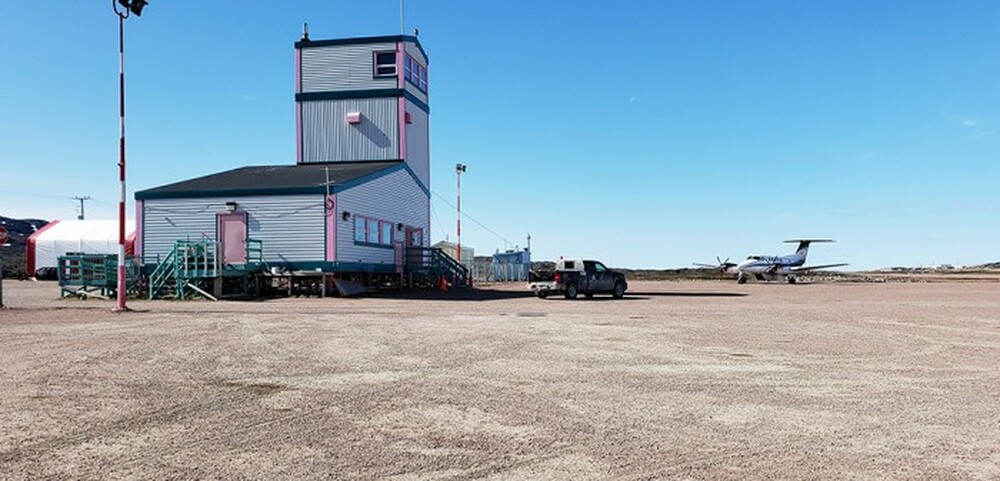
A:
354;215;396;246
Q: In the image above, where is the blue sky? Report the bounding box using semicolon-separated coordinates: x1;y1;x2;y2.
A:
1;1;997;269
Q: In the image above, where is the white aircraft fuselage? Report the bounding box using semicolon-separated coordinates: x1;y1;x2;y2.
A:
719;240;847;284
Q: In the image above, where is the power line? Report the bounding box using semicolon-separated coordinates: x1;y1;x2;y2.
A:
431;190;511;248
429;200;448;238
0;190;80;200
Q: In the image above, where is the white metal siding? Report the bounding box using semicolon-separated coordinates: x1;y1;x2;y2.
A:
142;195;325;264
301;43;398;93
337;169;430;265
403;42;429;105
405;100;430;188
301;98;399;162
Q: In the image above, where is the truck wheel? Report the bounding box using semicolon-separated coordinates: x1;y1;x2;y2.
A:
564;283;578;299
612;281;626;298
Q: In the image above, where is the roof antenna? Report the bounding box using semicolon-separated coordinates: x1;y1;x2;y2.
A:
301;22;309;42
399;0;404;35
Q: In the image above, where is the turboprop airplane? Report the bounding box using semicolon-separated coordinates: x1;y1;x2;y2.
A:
695;239;848;284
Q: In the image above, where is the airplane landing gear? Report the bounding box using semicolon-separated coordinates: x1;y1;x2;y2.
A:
787;275;797;284
737;273;748;284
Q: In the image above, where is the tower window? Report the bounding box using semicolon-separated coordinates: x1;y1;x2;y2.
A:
404;54;428;93
373;51;397;78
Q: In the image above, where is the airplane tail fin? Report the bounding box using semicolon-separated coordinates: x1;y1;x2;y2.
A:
783;239;834;260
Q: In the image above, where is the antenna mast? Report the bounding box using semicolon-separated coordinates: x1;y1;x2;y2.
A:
399;0;405;34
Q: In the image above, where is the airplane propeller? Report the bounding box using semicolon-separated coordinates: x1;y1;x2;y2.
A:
693;257;737;279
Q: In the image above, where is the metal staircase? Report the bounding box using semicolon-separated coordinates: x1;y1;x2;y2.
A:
405;247;471;288
148;240;221;300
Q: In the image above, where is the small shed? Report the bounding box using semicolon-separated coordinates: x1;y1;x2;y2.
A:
26;219;136;277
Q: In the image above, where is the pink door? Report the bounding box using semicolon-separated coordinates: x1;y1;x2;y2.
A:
218;212;247;265
406;227;423;247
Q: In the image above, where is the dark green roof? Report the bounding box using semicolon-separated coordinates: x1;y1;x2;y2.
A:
294;34;428;63
135;161;403;200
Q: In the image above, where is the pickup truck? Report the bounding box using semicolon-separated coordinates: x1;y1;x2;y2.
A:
528;258;628;299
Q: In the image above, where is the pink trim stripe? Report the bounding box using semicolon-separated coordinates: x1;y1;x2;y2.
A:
397;42;406;161
326;194;337;262
295;48;303;163
396;41;404;89
134;200;143;259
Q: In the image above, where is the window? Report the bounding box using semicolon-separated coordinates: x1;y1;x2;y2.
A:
354;217;366;243
354;215;395;247
404;54;428;93
381;222;393;245
374;51;397;78
367;218;380;244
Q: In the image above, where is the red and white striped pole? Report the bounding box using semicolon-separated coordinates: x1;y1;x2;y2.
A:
114;5;128;311
111;1;146;311
456;163;466;263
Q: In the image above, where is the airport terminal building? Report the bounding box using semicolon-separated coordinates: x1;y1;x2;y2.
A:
135;34;432;276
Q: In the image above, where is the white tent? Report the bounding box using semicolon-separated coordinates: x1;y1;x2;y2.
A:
27;220;136;276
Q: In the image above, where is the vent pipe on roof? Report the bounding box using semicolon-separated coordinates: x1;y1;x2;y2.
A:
301;22;309;42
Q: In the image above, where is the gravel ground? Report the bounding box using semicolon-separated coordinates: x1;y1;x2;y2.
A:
1;280;998;480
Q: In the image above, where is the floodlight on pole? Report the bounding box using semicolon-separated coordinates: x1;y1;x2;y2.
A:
111;0;148;312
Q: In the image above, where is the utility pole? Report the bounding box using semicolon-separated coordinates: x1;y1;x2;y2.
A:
456;163;466;263
72;196;92;220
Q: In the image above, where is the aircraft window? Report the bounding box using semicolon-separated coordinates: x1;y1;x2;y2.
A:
748;256;760;260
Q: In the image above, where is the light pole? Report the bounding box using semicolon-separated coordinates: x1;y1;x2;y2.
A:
455;163;466;264
112;0;147;312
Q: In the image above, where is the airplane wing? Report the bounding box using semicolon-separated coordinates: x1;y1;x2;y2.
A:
791;263;848;272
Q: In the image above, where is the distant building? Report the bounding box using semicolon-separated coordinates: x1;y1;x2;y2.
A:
135;34;431;276
491;249;531;282
432;241;474;270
